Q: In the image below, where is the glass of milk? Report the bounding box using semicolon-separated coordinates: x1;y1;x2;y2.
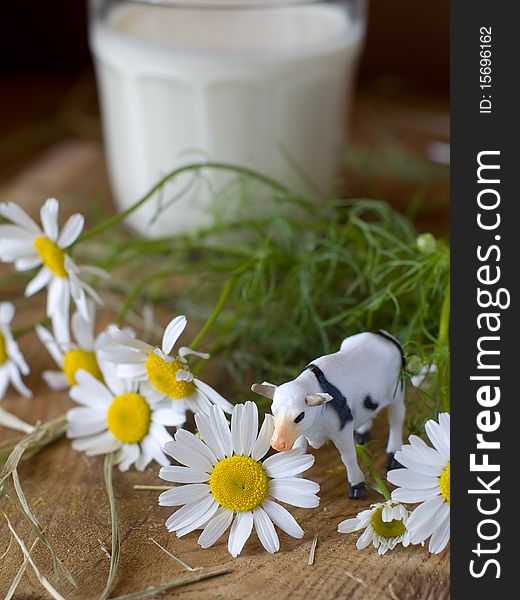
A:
89;0;367;236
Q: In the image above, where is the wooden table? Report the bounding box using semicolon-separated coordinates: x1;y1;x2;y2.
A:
0;90;450;599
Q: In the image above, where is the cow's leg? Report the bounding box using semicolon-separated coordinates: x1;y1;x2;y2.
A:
333;425;366;499
386;383;405;470
354;419;372;445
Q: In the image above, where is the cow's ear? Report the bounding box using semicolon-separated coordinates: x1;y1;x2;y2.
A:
305;392;333;407
251;382;277;399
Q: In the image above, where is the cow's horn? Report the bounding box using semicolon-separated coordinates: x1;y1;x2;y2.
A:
305;392;333;406
251;383;276;399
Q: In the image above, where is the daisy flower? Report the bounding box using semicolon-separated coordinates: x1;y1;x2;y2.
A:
100;315;233;421
337;500;410;555
36;302;106;390
67;365;185;471
0;301;31;399
159;402;319;557
0;198;105;340
387;413;450;554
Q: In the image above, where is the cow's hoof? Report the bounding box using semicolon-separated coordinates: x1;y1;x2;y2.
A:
386;453;404;471
354;430;370;445
348;482;367;499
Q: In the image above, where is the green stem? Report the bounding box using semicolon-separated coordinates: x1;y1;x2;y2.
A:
189;277;236;352
115;267;175;326
438;280;450;412
356;444;391;501
74;162;293;246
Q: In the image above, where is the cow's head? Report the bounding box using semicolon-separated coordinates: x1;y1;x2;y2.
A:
251;381;332;451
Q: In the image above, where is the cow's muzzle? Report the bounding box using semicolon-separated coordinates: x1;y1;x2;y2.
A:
270;422;298;452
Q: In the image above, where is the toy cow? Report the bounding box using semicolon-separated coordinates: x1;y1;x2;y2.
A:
251;330;406;499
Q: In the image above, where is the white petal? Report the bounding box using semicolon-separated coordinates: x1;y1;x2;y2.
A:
193;378;233;413
136;434;167;470
40;198;59;241
198;509;233;549
67;417;107;438
67;405;104;422
231;402;258;456
338;517;362;534
69;371;112;408
15;255;41;271
159;483;210;506
100;348;145;364
36;325;65;365
71;304;95;349
107;325;152;353
425;418;450;462
72;430;120;455
228;511;253;558
261;499;304;539
407;495;446;543
251;414;274;461
184;389;212;414
149;421;174;448
7;362;32;397
116;363;148;380
195;410;227;460
159;465;210;484
428;509;450;554
0;202;40;233
211;404;233;457
70;278;90;322
152;408;186;428
269;478;320;508
356;526;373;549
253;507;280;554
42;370;69;390
6;336;30;375
115;443;140;471
405;435;446;468
0;224;35;239
393;450;443;477
165;496;218;533
0;368;9;399
0;239;37;261
391;487;439;504
25;267;52;297
164;431;215;472
161;315;187;355
0;302;15;325
387;469;440;490
175;369;193;382
58;214;84;248
263;449;315;479
179;347;209;360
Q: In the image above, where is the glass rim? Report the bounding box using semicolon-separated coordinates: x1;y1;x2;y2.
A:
124;0;357;10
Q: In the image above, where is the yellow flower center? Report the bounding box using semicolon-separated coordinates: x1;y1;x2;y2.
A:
107;392;151;443
34;236;67;277
439;462;450;504
63;349;104;386
145;353;195;399
0;331;8;365
370;505;406;539
209;455;269;512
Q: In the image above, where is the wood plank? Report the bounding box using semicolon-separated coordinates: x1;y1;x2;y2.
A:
0;140;449;599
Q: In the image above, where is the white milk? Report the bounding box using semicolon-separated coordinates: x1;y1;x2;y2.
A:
90;1;364;236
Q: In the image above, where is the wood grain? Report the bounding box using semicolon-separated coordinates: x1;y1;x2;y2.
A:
0;139;449;599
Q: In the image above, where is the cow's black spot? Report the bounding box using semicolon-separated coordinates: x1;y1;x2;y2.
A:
306;364;352;430
363;395;378;411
